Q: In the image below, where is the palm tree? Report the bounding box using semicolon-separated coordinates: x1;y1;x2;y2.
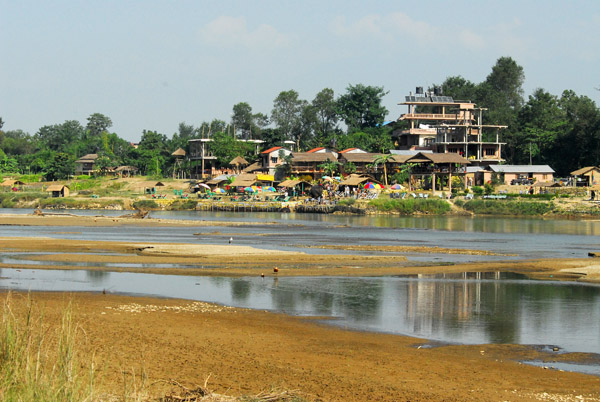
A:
373;154;395;186
318;158;341;177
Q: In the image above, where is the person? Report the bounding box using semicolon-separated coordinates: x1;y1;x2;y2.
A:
592;190;596;201
529;187;534;195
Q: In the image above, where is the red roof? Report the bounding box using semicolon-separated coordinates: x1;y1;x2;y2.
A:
339;148;358;154
261;146;282;154
306;147;325;153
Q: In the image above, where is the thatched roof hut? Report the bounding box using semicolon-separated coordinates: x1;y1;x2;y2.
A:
229;156;249;166
46;184;70;197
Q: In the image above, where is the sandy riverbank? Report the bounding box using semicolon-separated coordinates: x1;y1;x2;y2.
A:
2;213;600;400
4;291;600;402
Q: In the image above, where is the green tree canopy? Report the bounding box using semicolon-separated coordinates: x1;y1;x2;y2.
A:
337;84;388;131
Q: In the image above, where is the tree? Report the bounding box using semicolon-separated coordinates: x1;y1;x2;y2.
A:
440;76;478;102
35;120;85;153
0;149;18;173
552;90;600;175
477;57;526;163
44;152;75;180
318;158;341;177
337;84;388;131
231;102;254;139
311;88;338;142
516;89;566;165
271;90;305;147
86;113;113;138
372;154;395;186
210;131;254;166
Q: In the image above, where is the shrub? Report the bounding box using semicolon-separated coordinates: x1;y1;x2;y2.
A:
369;198;451;214
484;182;494;195
133;200;159;210
463;199;554;215
472;186;484;196
167;200;197;210
337;198;356;206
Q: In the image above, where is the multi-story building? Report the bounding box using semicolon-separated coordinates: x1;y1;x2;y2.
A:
392;87;506;166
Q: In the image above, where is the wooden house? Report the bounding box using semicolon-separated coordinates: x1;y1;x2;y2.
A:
74;154;99;175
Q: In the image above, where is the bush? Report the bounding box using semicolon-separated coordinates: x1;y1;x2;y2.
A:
472;186;484;196
167;200;197;210
484;182;494;195
369;198;451;215
133;200;159;210
337;198;356;206
463;199;554;216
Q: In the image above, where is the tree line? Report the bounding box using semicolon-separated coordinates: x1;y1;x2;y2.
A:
1;56;599;179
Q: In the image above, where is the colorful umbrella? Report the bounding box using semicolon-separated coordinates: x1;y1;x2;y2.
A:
364;182;383;190
244;187;255;193
390;184;404;190
214;188;226;193
264;186;276;192
199;183;210;189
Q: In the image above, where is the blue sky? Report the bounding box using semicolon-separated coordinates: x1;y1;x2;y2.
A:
1;0;599;142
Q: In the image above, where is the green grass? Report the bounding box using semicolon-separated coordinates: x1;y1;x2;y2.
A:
369;198;451;214
462;199;555;215
132;200;159;210
167;199;198;211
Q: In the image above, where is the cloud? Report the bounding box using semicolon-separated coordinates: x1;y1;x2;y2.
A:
200;16;289;50
458;29;485;50
330;12;437;43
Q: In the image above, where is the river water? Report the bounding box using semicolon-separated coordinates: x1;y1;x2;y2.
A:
2;209;600;359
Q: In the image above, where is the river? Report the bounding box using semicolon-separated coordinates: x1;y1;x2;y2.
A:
1;209;600;360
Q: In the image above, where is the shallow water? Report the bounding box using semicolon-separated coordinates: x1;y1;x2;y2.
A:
2;208;600;261
1;268;599;355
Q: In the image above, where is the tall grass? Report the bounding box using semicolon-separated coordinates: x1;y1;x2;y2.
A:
0;294;93;401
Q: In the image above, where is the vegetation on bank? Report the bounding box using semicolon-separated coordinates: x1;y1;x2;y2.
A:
0;294;310;402
0;295;95;401
458;199;555;216
368;198;452;215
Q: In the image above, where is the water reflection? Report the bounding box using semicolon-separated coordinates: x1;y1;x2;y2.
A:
1;268;599;354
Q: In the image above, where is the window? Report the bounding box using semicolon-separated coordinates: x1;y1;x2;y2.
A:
270;156;278;164
485;148;495;156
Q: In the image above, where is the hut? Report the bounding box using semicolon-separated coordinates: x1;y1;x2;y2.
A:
114;166;138;178
171;148;187;179
46;184;70;198
1;179;25;191
277;179;311;196
229;156;249;174
571;167;600;187
405;152;470;193
74;154;99;175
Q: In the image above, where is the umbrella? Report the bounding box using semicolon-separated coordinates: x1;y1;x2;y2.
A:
322;176;333;182
390;184;404;190
264;186;276;192
199;183;210;190
364;182;383;190
214;188;226;193
244;187;255;193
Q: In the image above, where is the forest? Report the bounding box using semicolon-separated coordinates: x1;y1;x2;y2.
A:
1;56;599;179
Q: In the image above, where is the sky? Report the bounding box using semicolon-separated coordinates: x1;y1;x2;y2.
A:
1;0;599;142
